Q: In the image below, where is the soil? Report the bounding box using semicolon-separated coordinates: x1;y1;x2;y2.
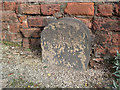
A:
0;43;114;88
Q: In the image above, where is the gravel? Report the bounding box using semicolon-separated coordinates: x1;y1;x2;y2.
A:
0;44;113;88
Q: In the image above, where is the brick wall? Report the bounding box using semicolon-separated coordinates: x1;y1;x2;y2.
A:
1;1;120;61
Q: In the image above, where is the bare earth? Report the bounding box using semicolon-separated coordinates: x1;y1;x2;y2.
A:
0;43;113;88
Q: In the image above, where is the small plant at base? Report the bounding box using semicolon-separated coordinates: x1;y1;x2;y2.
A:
110;51;120;90
3;41;22;47
25;48;31;51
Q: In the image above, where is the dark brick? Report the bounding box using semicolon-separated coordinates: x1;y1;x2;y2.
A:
9;23;20;33
2;12;18;23
6;33;22;42
27;16;56;27
2;22;8;31
112;32;120;46
41;4;61;15
115;3;120;16
4;2;16;11
97;4;113;16
18;4;40;14
75;17;92;28
23;38;31;48
20;28;41;38
93;18;120;31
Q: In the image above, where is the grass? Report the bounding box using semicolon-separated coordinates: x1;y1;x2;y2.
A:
0;40;41;51
1;40;22;47
25;48;32;51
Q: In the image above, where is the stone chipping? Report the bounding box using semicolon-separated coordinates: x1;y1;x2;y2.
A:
1;44;113;88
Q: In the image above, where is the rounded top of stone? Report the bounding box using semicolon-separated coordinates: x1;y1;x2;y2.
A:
43;17;91;44
41;17;92;70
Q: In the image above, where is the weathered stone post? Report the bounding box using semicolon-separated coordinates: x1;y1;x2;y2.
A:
41;17;91;70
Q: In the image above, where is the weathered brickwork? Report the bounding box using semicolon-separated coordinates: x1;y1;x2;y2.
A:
18;4;40;14
64;3;94;16
97;4;113;16
1;1;120;62
115;3;120;16
3;2;16;11
41;4;61;15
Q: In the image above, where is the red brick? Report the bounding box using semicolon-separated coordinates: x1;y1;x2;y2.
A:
6;33;22;42
41;4;61;15
0;2;3;11
64;3;94;16
97;4;113;16
18;4;40;14
94;31;112;46
112;32;120;46
18;15;27;23
23;38;31;48
23;43;31;48
101;32;112;45
15;3;19;13
93;58;104;62
2;23;8;30
30;38;40;47
75;17;92;28
20;21;28;29
89;59;96;67
22;38;40;48
28;17;43;27
20;28;41;38
95;46;106;57
107;47;120;55
4;2;16;11
2;12;18;23
93;18;120;31
115;3;120;16
95;32;112;45
0;33;2;40
27;16;56;27
1;31;6;40
9;23;20;33
23;38;29;43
